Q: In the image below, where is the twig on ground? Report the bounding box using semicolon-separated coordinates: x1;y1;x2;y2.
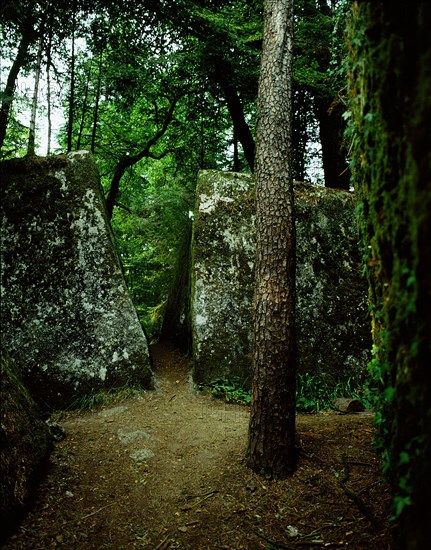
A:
255;530;293;549
155;533;170;549
295;542;344;547
81;503;114;520
337;453;383;531
186;489;219;501
346;460;376;467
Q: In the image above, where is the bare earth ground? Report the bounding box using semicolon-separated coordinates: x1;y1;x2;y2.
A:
2;342;395;549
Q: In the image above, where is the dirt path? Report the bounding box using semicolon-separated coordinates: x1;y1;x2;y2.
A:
2;342;394;549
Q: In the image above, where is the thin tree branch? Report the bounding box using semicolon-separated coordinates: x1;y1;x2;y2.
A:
105;94;181;219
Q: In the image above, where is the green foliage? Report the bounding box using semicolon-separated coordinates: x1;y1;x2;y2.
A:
111;160;194;340
294;0;348;97
0;90;33;160
209;373;367;412
209;377;251;405
0;115;29;159
296;372;366;413
67;384;146;412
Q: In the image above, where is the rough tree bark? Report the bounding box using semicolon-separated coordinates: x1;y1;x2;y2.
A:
247;0;297;479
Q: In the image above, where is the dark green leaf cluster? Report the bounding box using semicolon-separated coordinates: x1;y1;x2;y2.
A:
209;376;251;405
296;372;367;414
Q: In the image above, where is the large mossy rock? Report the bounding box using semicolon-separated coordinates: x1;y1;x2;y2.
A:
191;170;371;387
0;342;52;532
0;152;153;410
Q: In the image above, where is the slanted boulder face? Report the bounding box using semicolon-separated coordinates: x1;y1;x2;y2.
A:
0;342;52;532
191;170;371;387
0;152;153;410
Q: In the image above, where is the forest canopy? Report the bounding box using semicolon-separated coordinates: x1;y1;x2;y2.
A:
0;0;351;337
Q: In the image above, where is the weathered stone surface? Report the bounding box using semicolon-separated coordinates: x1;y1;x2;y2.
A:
192;171;256;386
0;341;52;530
191;170;371;387
0;152;153;409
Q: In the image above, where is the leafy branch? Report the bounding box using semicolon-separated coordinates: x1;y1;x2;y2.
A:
105;93;181;219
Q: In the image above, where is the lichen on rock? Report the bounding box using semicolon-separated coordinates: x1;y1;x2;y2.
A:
191;171;256;386
191;170;370;388
0;152;153;410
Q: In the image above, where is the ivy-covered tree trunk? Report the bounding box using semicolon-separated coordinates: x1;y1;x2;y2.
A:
347;3;431;548
247;0;297;479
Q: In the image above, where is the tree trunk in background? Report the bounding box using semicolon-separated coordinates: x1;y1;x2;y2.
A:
67;13;76;153
314;96;350;189
292;85;311;181
91;47;103;154
215;66;255;172
247;0;297;479
77;58;93;151
27;34;43;157
46;28;53;155
233;126;240;172
347;3;431;548
106;95;179;219
0;19;35;152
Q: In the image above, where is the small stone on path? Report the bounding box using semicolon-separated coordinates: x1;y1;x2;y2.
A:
117;430;151;444
98;406;128;418
130;448;155;462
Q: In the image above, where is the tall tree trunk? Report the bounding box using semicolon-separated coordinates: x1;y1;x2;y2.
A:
67;9;76;153
45;8;54;156
292;84;311;181
348;3;431;548
215;67;255;171
46;33;52;155
91;47;103;154
77;58;93;151
0;19;35;151
27;34;44;157
247;0;297;479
